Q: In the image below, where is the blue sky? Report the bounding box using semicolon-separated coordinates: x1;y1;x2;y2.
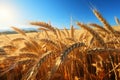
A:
0;0;120;30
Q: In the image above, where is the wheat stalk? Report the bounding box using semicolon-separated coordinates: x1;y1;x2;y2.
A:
109;55;118;80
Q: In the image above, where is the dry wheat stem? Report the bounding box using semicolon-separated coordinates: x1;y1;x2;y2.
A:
109;55;118;80
104;63;120;78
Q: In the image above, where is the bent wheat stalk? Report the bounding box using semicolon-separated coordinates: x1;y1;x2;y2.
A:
47;42;85;80
22;51;53;80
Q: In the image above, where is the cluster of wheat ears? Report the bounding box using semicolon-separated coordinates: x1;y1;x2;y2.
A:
0;8;120;80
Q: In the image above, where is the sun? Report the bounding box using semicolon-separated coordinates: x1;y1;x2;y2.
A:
0;2;22;30
0;4;15;21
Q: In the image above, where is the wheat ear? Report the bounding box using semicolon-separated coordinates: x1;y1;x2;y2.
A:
40;39;58;47
22;51;52;80
64;27;70;37
71;25;75;39
47;42;85;80
114;16;120;25
92;9;114;33
38;28;49;38
11;38;25;42
11;26;27;36
56;28;62;39
89;23;109;33
77;22;107;48
30;22;56;34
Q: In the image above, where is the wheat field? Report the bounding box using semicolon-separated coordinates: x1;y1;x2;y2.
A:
0;9;120;80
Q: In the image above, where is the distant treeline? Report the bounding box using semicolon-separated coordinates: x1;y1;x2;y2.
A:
0;30;37;34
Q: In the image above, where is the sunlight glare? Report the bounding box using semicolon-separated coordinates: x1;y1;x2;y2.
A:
0;3;21;30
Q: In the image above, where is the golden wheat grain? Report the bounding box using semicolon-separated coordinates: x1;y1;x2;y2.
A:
64;27;70;38
24;41;41;53
38;27;50;38
18;59;36;65
89;23;109;33
47;42;85;80
0;12;120;80
40;39;58;47
92;9;114;33
30;22;56;34
11;38;25;42
19;53;38;59
56;28;62;39
114;16;120;25
70;25;75;39
24;38;42;53
2;45;17;53
61;30;66;37
22;51;52;80
19;47;29;52
65;37;75;42
77;22;107;48
11;27;27;36
88;36;94;46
